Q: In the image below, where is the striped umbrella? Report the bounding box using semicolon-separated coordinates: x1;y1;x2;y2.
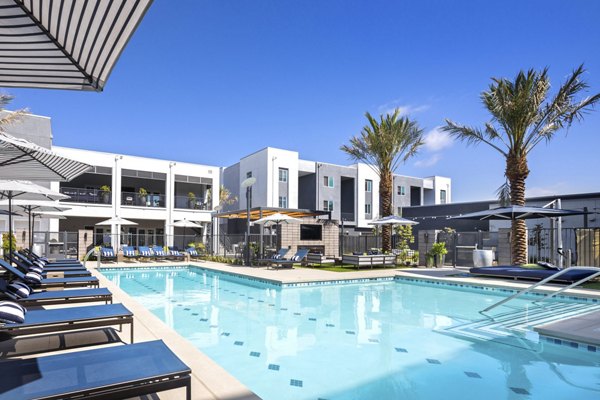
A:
0;132;91;181
0;0;154;91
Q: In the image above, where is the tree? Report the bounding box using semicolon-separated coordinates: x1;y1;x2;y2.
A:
341;109;424;252
443;65;600;265
207;185;238;210
0;94;27;130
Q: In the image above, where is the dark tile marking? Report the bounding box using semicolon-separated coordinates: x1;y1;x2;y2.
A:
465;371;481;378
210;325;218;328
221;332;230;336
234;341;244;346
294;312;301;316
268;364;280;371
290;379;303;387
200;318;208;322
184;308;190;311
426;359;441;364
249;351;261;357
345;330;355;335
309;317;316;321
395;347;407;353
368;338;379;343
280;308;288;311
191;313;199;316
326;323;334;328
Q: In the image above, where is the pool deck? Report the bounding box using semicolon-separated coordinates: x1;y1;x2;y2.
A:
81;260;600;399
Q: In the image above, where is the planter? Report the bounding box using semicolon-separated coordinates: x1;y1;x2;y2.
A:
434;254;446;268
139;195;147;206
102;192;110;204
473;249;494;267
425;254;435;268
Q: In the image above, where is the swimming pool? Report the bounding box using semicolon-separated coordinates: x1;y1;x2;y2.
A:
101;266;600;400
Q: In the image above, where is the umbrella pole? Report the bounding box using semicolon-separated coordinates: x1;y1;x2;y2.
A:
7;193;12;260
28;207;32;249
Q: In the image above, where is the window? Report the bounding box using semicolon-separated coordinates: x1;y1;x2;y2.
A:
323;176;334;188
440;190;447;204
279;196;287;208
246;171;252;179
278;168;288;183
323;200;333;211
398;185;406;196
365;179;372;192
365;203;372;215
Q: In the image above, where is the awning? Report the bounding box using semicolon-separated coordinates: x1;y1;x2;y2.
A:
0;0;153;91
0;132;92;181
214;207;330;221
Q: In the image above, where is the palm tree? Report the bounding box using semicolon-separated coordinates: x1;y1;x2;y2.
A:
0;94;27;130
443;65;600;265
341;109;424;253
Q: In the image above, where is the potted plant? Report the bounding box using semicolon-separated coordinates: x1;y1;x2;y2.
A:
100;185;111;204
187;192;197;208
430;242;448;268
138;187;148;206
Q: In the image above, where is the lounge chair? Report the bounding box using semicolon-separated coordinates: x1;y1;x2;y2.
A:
122;246;139;261
137;246;156;261
0;259;99;289
257;248;290;265
168;246;186;261
152;246;169;261
186;247;202;259
22;248;81;264
8;255;91;278
0;340;191;400
99;246;117;262
270;249;309;269
12;251;86;271
469;265;599;283
0;302;134;343
0;279;112;307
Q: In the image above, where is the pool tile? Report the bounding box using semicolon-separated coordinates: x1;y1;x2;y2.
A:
368;338;379;343
183;308;190;311
326;323;335;328
309;317;317;321
210;325;218;328
234;341;244;346
250;351;261;357
345;330;355;335
395;347;408;353
200;318;208;322
280;308;288;311
191;313;199;316
268;364;280;371
510;387;530;395
464;371;481;378
587;345;596;352
221;332;230;336
290;379;303;387
426;359;441;364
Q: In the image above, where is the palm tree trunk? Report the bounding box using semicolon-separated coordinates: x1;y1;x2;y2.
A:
506;154;529;265
380;171;393;253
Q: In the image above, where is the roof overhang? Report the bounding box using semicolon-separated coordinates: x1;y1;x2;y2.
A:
0;0;153;91
214;207;331;221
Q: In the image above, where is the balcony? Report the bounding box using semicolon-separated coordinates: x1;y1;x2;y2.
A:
60;187;111;204
174;195;210;210
121;192;165;208
340;212;355;222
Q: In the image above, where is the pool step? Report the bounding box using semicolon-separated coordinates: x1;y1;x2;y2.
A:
438;302;600;345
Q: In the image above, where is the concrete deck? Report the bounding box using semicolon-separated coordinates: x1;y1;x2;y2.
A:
33;260;600;399
534;310;600;346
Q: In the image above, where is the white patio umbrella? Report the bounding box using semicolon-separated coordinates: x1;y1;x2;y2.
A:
0;199;71;248
96;216;138;248
0;180;69;255
368;215;419;226
254;213;302;225
0;133;92;181
172;219;203;248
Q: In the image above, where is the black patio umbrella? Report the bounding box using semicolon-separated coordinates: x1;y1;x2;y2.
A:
450;205;586;221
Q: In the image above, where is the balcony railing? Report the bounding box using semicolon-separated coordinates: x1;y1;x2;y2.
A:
340;212;355;221
121;192;165;208
174;195;210;210
60;187;111;204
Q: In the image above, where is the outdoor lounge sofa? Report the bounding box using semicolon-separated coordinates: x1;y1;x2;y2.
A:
0;340;191;400
0;279;112;307
269;249;309;269
469;265;599;283
306;253;336;267
342;254;396;269
0;259;99;289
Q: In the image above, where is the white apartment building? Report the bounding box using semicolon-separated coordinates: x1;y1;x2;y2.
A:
222;147;452;232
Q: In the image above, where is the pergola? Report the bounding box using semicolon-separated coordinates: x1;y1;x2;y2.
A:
214;207;330;221
0;0;153;91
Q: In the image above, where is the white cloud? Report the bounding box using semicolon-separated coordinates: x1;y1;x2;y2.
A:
414;154;442;168
377;100;429;117
422;126;453;152
526;182;571;198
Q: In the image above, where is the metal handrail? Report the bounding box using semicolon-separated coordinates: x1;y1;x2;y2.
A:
481;266;600;314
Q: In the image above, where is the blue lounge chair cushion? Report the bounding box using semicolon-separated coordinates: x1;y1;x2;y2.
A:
101;248;115;257
24;272;42;285
0;301;26;323
537;261;560;270
124;248;136;257
187;248;198;256
7;281;32;299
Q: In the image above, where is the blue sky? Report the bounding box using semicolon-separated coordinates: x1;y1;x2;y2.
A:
6;0;600;202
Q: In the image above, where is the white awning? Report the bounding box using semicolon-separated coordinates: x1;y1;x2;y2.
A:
0;0;153;91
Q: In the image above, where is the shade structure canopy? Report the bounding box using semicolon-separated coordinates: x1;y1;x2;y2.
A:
96;216;137;226
214;207;330;221
369;215;419;226
0;198;70;213
0;132;92;181
0;0;153;91
450;205;587;221
254;212;301;225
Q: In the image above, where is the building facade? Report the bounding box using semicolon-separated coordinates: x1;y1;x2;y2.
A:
222;147;452;232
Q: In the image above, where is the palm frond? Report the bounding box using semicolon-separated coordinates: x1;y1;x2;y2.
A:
442;120;507;155
496;181;511;206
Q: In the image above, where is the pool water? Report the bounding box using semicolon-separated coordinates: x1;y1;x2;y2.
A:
101;267;600;400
